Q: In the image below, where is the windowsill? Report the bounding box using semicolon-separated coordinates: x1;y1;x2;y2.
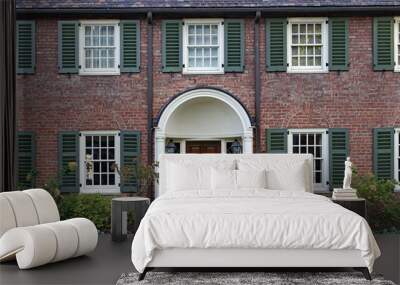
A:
80;189;120;195
182;69;225;75
79;71;121;76
287;68;329;74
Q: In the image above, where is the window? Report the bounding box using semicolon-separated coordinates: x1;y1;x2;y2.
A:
287;18;328;73
288;129;329;191
79;20;120;75
395;129;400;184
182;19;224;74
395;18;400;72
79;131;120;193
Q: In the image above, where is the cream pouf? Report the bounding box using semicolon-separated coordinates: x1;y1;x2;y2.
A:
0;189;98;269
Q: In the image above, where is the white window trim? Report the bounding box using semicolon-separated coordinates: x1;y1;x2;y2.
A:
395;128;400;191
287;17;329;73
394;17;400;72
79;20;120;76
287;128;329;192
182;18;224;74
79;130;121;194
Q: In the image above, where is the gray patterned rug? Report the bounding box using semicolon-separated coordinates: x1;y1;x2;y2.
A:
116;271;396;285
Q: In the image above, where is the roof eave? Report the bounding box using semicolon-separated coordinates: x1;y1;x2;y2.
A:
16;6;400;16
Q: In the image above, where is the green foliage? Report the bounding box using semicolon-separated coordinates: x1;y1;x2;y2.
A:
352;173;400;233
42;176;62;204
114;161;159;197
58;194;112;232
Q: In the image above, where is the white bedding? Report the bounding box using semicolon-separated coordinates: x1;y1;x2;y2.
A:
131;190;380;273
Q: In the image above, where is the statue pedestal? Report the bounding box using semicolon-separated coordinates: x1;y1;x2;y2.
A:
332;188;358;200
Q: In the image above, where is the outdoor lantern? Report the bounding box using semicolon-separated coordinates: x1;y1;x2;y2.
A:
230;139;242;154
165;139;177;153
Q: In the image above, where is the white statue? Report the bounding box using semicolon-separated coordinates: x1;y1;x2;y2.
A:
342;157;352;190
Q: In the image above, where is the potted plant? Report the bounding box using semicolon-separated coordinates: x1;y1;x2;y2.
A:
352;173;400;283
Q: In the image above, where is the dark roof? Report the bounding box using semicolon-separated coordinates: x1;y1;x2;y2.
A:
16;0;400;10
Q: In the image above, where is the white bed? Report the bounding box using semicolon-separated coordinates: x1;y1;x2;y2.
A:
131;154;380;280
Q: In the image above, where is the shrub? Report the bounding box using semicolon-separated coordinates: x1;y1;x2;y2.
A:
352;173;400;233
58;194;112;232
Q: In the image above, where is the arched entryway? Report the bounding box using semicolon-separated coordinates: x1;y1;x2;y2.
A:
155;88;253;161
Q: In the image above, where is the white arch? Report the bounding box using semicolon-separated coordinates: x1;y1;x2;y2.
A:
155;88;253;161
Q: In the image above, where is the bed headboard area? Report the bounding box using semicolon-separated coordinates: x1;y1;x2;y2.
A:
157;154;314;197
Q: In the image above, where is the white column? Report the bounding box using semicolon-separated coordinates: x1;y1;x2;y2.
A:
154;129;166;163
243;129;253;154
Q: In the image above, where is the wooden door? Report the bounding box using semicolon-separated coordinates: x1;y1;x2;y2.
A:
186;141;221;154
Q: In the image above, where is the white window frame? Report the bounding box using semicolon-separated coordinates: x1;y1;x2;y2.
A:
79;20;120;75
79;131;121;194
395;128;400;191
287;128;329;192
394;17;400;72
182;19;224;74
287;18;329;73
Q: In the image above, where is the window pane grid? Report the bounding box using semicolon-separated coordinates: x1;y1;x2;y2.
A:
291;23;323;67
187;23;219;69
292;133;323;184
83;24;116;70
85;135;116;187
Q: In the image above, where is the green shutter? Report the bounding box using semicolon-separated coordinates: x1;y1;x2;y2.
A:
224;19;244;72
58;21;79;73
16;132;36;188
329;18;349;71
373;17;394;71
120;131;141;193
120;20;140;73
16;21;35;74
266;129;287;153
266;18;287;72
59;132;79;193
162;20;182;72
329;128;349;189
373;128;394;180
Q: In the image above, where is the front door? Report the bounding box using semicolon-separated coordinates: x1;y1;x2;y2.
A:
186;141;221;153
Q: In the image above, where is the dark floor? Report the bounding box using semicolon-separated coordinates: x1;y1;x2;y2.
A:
1;234;398;285
0;234;134;285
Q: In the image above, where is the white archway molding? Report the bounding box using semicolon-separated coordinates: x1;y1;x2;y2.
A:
155;88;253;161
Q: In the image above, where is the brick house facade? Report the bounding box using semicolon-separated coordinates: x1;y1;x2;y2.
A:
15;1;400;195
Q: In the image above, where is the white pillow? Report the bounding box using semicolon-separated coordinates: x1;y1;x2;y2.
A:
266;161;306;191
167;163;211;191
236;169;267;189
212;168;237;190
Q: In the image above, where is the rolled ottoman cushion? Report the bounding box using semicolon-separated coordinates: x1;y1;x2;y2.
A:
24;189;60;224
0;218;98;269
1;191;39;227
0;196;17;237
42;221;79;262
0;226;57;269
65;218;98;257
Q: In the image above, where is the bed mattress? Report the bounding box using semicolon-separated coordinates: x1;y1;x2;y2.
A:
131;190;380;273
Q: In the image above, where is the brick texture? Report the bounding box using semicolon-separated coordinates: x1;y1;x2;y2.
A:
17;16;400;186
260;17;400;175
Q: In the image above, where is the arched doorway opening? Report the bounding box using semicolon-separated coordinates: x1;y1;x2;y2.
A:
155;88;253;161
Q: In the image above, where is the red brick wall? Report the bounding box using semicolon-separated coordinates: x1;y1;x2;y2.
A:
260;17;400;174
17;18;149;185
17;16;400;186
